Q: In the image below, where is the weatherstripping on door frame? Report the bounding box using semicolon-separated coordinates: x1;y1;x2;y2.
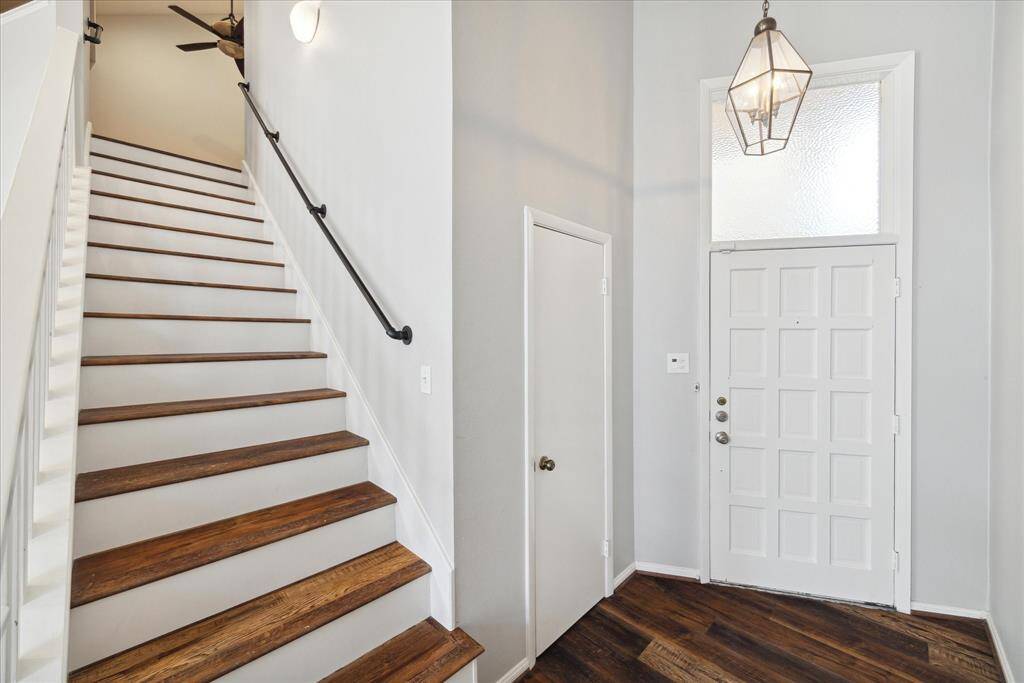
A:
697;51;916;612
523;206;614;667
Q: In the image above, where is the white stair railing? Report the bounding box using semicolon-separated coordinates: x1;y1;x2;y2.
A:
0;27;90;683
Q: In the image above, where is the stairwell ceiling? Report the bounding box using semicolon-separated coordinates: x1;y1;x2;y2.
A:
95;0;242;17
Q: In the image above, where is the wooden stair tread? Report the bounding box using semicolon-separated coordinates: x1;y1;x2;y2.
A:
91;190;264;223
90;214;272;244
92;170;255;205
321;619;483;683
82;351;327;366
71;482;394;607
84;312;310;323
69;542;429;682
90;151;249;189
79;388;345;425
86;273;295;293
75;430;367;502
87;241;284;267
92;133;243;173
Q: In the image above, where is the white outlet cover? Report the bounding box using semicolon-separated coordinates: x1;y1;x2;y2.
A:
420;365;432;394
667;353;690;374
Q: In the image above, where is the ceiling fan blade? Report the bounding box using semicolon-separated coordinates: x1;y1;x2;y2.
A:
177;41;218;52
235;58;244;78
168;5;222;38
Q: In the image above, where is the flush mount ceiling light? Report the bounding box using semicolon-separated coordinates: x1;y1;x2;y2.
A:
725;0;812;156
290;0;321;43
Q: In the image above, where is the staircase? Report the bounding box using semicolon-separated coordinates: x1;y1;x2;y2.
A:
67;135;480;681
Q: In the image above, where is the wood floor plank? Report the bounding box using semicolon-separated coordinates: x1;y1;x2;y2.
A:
83;311;310;323
78;388;345;425
523;575;1006;683
69;542;429;682
71;481;394;607
87;241;284;267
92;133;243;173
85;273;295;293
75;430;367;501
92;170;255;204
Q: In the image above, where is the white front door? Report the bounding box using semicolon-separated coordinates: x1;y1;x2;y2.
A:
529;222;608;655
709;245;896;605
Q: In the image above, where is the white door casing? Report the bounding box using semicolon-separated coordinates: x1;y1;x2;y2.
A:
524;208;613;661
709;245;896;605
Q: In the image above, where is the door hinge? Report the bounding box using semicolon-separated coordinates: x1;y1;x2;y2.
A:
892;414;901;435
602;540;610;558
891;549;900;571
601;277;609;296
894;277;901;298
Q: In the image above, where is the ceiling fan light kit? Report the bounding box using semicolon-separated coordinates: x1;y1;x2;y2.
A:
170;1;245;76
290;1;321;44
725;0;813;156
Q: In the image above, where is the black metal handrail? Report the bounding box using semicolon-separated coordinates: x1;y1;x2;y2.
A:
238;82;412;345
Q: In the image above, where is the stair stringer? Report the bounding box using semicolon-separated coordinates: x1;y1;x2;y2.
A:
243;162;455;629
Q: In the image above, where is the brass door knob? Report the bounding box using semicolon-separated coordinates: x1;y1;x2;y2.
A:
714;431;730;445
538;456;556;471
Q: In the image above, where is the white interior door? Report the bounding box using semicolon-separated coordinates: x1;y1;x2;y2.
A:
529;223;608;655
710;245;896;605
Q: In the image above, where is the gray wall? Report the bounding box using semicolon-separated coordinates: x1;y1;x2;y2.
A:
245;0;456;554
989;1;1023;678
452;2;634;680
633;0;994;610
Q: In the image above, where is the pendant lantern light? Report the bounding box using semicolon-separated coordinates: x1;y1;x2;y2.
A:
725;0;813;156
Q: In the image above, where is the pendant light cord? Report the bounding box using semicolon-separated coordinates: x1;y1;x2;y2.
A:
762;0;770;18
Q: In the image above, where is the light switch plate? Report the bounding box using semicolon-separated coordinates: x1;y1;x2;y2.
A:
667;353;689;374
420;365;432;394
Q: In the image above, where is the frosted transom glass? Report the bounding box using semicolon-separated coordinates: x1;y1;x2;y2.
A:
712;81;881;241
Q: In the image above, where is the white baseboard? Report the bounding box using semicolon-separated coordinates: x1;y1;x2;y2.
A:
635;562;700;581
986;615;1017;683
614;563;636;589
909;601;989;620
496;657;530;683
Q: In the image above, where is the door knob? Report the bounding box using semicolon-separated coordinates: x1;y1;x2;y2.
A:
714;431;730;445
538;456;556;471
715;410;729;422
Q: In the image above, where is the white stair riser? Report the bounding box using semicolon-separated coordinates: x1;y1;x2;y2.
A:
87;246;285;287
69;507;395;669
74;446;367;555
78;397;347;470
89;154;252;201
90;194;264;239
219;575;430;683
92;174;260;218
91;137;245;185
84;278;296;319
89;219;274;261
82;318;310;355
80;358;325;408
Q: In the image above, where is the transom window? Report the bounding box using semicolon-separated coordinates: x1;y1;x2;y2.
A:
711;78;882;242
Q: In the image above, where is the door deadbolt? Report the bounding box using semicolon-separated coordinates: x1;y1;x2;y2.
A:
717;396;727;406
714;431;730;445
715;410;728;422
538;456;556;471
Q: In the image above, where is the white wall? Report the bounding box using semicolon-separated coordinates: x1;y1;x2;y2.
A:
1;1;57;214
452;2;634;680
244;0;455;559
988;1;1023;678
90;13;244;166
634;0;994;610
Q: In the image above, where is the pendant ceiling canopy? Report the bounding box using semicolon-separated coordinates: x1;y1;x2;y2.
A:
725;1;812;156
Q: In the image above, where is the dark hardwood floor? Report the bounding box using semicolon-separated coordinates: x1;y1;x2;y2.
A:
521;573;1004;682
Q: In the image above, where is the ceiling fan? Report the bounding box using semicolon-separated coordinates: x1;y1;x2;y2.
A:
170;1;244;77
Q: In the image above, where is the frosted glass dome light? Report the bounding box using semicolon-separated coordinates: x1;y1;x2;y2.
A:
725;0;813;156
290;1;321;43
